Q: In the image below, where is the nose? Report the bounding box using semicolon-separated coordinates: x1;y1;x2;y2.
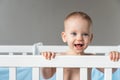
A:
76;34;83;41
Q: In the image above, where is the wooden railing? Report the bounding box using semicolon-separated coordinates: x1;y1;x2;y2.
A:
0;45;119;80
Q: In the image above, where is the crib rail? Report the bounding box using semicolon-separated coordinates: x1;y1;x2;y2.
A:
0;45;118;54
0;45;32;52
0;55;120;67
0;55;120;80
37;45;119;55
0;45;119;80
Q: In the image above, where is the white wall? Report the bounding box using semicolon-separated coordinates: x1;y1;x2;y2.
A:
0;0;120;45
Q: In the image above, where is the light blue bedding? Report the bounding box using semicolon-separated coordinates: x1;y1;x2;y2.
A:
16;68;32;80
92;68;120;80
0;68;120;80
0;68;32;80
0;68;9;80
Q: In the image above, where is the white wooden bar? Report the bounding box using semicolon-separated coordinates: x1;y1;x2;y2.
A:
80;68;87;80
0;56;119;68
9;68;16;80
23;52;27;55
37;46;118;53
9;52;14;55
9;52;16;80
56;68;63;80
0;45;119;80
0;45;118;54
104;68;112;80
0;46;32;53
0;56;119;80
32;68;39;80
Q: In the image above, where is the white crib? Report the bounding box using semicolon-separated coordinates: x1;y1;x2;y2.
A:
0;45;119;80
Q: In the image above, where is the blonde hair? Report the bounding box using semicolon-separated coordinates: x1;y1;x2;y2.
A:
64;11;92;26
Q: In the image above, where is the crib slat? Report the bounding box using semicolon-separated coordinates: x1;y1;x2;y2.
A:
23;52;27;55
32;68;39;80
9;52;16;80
104;68;112;80
9;52;14;55
80;68;87;80
56;68;63;80
9;68;16;80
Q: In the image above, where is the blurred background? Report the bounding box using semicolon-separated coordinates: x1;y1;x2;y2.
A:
0;0;120;45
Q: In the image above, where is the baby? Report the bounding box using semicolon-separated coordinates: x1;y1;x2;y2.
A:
41;11;120;80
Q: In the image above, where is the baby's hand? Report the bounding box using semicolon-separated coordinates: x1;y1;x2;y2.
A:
41;52;56;60
109;51;120;62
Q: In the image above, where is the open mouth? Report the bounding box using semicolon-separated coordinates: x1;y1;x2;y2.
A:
74;44;84;48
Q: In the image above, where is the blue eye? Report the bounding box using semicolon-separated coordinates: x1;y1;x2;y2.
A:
82;33;89;36
71;32;77;36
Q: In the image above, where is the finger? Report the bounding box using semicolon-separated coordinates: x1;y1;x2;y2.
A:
110;51;116;61
109;52;113;61
115;52;119;61
119;52;120;59
41;52;43;56
41;52;45;56
41;52;47;59
46;52;51;60
117;52;120;61
113;51;116;61
51;52;56;59
44;52;48;60
42;52;46;56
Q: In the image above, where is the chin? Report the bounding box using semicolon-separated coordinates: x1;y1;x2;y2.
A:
75;50;84;54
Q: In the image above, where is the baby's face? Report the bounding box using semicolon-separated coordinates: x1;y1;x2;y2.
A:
62;16;92;54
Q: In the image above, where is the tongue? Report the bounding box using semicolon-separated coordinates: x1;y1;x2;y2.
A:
75;44;82;49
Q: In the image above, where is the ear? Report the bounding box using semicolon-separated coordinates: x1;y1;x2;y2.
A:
61;32;67;42
90;33;93;43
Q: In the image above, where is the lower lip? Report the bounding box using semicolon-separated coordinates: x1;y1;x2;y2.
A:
75;45;83;50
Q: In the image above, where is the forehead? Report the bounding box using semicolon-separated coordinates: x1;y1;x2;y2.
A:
64;16;90;31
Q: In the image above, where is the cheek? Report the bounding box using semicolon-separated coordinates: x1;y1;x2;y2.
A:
66;37;74;43
84;38;91;43
66;35;72;40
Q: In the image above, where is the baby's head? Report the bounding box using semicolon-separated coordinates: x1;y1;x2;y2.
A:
61;11;93;54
